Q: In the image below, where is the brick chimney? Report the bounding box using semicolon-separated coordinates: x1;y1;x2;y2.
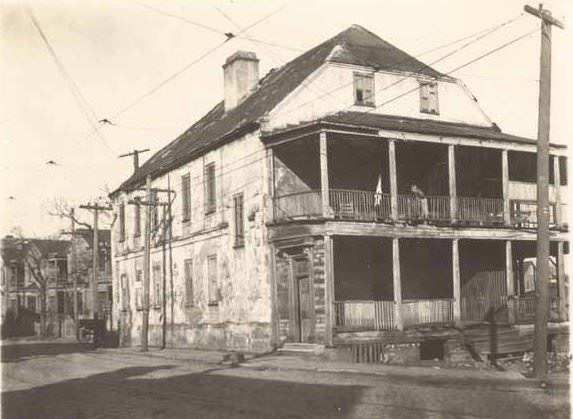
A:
223;51;259;111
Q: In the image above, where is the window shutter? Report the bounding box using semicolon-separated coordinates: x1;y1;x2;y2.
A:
182;174;191;221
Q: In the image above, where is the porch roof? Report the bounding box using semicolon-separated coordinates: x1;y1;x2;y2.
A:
262;112;567;149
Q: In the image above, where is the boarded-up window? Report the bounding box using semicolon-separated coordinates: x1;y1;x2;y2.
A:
354;73;374;106
181;173;191;222
207;254;219;305
205;163;216;214
184;259;194;307
119;203;126;242
153;263;162;308
134;203;141;237
233;193;244;247
419;81;439;114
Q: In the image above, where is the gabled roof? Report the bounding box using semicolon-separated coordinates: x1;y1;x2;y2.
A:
1;237;70;264
75;229;111;248
114;25;445;194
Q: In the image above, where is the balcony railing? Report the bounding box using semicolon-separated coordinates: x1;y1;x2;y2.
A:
273;190;563;229
330;190;391;221
402;298;454;327
273;190;322;220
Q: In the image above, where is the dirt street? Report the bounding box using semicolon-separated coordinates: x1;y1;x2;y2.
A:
1;339;569;418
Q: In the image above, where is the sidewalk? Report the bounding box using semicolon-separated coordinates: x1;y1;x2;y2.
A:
104;345;570;387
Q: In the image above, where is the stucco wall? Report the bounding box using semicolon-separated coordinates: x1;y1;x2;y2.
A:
111;131;273;352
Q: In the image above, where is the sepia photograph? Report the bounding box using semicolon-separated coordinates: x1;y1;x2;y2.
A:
1;0;570;417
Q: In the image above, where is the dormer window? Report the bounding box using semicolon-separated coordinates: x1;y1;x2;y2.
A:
419;81;439;114
354;73;375;106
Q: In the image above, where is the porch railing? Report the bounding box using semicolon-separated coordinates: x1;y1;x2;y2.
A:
402;299;454;327
457;197;504;225
333;300;395;330
397;195;451;222
516;296;568;323
272;191;561;229
510;200;556;228
330;190;391;221
461;295;507;322
273;190;322;220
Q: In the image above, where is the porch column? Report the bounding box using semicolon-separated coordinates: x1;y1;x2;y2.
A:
502;149;511;225
553;156;561;226
448;145;457;222
320;131;330;218
505;240;515;324
388;140;398;221
452;239;461;322
557;241;566;320
324;235;334;346
392;238;403;331
267;148;275;222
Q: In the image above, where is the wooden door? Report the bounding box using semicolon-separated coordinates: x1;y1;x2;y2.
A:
293;256;314;343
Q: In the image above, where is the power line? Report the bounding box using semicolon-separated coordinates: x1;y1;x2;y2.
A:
109;5;287;121
24;5;116;155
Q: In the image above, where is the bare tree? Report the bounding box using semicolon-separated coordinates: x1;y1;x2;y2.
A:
45;197;92;231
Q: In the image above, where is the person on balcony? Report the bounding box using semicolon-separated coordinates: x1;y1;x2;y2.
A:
410;184;429;220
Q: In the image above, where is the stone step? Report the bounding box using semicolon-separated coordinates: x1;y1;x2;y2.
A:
279;343;325;353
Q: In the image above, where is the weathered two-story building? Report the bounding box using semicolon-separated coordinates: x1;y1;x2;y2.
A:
110;25;568;360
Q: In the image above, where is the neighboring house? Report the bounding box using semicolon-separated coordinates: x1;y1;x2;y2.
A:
73;229;113;329
0;229;113;338
110;25;568;358
1;236;70;337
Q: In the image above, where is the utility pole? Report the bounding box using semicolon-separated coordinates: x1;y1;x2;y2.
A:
119;149;150;173
61;209;79;340
161;205;167;349
79;203;112;322
127;177;174;352
524;3;564;384
167;175;174;348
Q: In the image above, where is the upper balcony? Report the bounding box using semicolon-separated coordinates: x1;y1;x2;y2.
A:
268;130;567;230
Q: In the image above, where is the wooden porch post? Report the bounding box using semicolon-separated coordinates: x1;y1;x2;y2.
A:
324;235;334;346
557;241;566;320
320;132;330;218
502;149;511;225
506;240;516;324
553;155;561;226
389;140;398;221
448;145;458;222
267;147;275;223
452;239;461;322
269;244;279;347
392;238;403;331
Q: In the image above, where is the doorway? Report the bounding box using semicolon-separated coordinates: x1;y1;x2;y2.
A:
292;255;314;343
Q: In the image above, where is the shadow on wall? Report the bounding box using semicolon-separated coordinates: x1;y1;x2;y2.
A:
2;364;366;419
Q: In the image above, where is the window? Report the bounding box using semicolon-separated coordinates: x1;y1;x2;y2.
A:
135;287;143;310
419;81;439;114
184;259;194;307
119;203;126;242
134;203;141;237
207;254;219;305
151;190;159;231
354;73;374;106
559;156;568;186
135;259;142;282
27;296;36;312
153;263;162;308
233;193;245;247
205;163;216;214
120;274;129;311
181;173;191;222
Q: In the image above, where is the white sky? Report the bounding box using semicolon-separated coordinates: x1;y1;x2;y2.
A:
1;0;571;237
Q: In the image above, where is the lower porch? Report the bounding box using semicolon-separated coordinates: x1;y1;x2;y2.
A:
272;235;568;347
